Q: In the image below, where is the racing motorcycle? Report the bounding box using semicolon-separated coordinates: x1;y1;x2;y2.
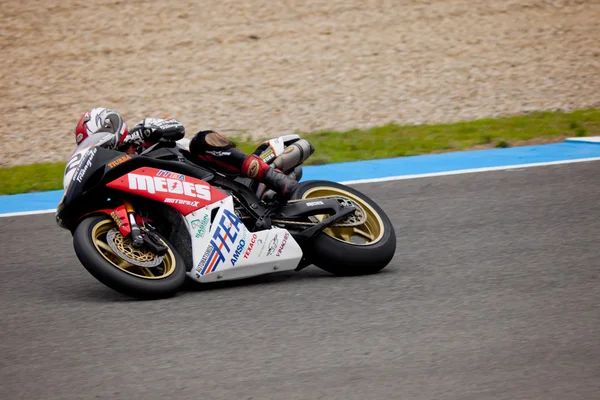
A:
56;131;397;299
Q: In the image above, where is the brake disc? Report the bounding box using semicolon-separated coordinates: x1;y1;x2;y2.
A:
335;197;367;226
106;228;164;268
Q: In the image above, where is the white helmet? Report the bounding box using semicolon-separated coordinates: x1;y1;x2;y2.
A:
74;108;128;147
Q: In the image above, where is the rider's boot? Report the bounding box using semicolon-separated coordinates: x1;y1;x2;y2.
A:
241;155;298;201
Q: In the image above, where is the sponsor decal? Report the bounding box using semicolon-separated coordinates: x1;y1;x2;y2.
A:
110;211;123;228
243;234;258;259
276;232;290;257
283;146;295;154
247;159;260;178
128;173;211;200
206;150;232;157
256;238;267;257
195;243;215;278
109;206;130;236
198;209;243;276
230;238;247;266
75;148;97;183
268;139;283;157
266;235;279;256
164;198;199;207
76;133;84;144
190;214;210;239
156;169;185;181
306;200;324;207
107;154;131;169
260;148;274;162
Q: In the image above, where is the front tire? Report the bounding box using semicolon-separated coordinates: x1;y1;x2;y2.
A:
73;215;186;299
291;180;397;276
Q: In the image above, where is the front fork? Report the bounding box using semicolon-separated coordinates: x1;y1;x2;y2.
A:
109;199;168;255
124;199;144;247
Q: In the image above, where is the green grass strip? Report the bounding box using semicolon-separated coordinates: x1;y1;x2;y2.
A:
235;108;600;164
0;162;67;196
1;108;599;195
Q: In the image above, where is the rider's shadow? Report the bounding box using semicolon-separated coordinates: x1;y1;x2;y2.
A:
63;265;333;303
65;265;394;302
182;265;396;294
181;265;335;293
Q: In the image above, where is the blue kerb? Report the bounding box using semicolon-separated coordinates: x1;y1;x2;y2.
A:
301;142;600;182
2;141;600;215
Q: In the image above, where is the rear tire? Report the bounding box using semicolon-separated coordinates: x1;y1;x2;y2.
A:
291;180;396;276
73;215;186;299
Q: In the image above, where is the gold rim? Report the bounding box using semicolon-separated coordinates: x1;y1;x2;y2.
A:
91;219;176;279
301;186;385;246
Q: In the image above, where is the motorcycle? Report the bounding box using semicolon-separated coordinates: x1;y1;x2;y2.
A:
55;132;397;299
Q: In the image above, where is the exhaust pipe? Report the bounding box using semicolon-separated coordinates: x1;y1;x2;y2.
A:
273;139;314;173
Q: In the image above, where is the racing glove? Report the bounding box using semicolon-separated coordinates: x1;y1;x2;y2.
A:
124;118;186;147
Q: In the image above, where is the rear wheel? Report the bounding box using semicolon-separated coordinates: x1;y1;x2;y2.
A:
73;215;186;299
291;180;396;275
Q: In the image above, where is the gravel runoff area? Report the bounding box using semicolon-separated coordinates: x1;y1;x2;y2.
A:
2;0;599;167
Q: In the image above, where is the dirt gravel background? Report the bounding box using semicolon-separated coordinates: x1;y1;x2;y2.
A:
1;0;599;167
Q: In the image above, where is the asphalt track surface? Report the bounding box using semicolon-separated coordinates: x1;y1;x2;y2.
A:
2;162;600;400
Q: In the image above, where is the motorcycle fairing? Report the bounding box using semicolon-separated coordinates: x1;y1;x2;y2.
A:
106;167;229;216
184;196;303;283
58;136;303;283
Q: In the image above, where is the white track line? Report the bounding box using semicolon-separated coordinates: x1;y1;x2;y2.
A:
2;156;600;219
338;157;600;185
0;209;57;218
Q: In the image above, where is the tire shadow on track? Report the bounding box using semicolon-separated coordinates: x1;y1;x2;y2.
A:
60;266;396;303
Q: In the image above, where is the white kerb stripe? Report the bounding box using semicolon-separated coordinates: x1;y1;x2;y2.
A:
339;157;600;185
0;209;57;218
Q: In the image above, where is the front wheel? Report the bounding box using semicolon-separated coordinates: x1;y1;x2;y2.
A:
291;180;397;276
73;215;186;299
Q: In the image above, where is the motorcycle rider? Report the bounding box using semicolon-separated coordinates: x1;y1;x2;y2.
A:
74;108;299;200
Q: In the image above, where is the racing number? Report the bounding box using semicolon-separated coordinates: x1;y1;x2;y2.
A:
65;153;83;176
